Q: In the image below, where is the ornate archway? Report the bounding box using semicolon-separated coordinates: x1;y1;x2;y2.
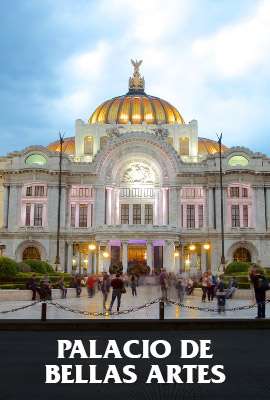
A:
227;241;258;263
233;247;251;262
15;240;47;262
22;246;41;260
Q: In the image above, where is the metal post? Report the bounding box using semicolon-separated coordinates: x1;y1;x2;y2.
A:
217;133;225;271
41;302;47;321
159;300;164;320
55;132;64;270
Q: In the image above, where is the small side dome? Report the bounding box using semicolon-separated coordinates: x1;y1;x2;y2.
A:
198;137;229;156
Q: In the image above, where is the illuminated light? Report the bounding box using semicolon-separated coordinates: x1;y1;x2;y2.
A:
120;114;128;120
203;243;210;250
189;244;196;251
174;251;180;257
102;251;109;258
83;259;88;264
89;243;96;251
132;114;140;119
144;113;153;120
72;258;76;265
144;253;147;260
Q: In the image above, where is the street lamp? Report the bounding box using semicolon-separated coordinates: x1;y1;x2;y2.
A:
217;132;225;272
174;251;179;257
89;243;96;251
189;244;196;251
55;132;65;271
203;243;210;250
102;251;109;258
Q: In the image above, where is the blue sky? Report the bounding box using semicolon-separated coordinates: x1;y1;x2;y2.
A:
0;0;269;154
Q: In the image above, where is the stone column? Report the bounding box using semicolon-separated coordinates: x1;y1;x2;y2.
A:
201;245;207;273
164;240;175;272
3;185;10;228
94;187;105;226
162;188;169;225
169;188;178;227
67;241;73;273
106;187;112;225
146;240;153;270
122;241;128;273
207;187;213;229
255;187;266;231
8;185;21;229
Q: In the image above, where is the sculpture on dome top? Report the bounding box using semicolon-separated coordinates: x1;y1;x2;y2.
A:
129;59;145;92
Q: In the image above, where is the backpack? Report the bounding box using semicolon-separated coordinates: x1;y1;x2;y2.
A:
258;277;270;291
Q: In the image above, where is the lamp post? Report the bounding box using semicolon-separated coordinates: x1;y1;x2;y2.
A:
217;132;225;272
55;132;64;270
88;243;96;274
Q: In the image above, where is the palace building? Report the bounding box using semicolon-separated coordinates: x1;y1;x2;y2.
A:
0;60;270;273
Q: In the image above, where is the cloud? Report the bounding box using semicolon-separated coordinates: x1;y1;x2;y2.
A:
192;0;270;78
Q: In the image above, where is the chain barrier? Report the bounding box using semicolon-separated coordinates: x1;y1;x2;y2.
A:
0;301;38;314
49;298;161;317
0;297;269;317
166;298;270;313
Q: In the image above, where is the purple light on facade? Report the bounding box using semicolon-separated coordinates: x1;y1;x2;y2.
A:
128;239;146;244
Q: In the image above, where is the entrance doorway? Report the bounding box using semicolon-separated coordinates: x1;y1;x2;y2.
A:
22;246;41;260
233;247;251;262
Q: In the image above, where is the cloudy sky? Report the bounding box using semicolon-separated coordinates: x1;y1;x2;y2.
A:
0;0;270;154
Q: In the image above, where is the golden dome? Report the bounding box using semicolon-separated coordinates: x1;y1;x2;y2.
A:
89;94;184;125
89;60;184;125
198;137;228;155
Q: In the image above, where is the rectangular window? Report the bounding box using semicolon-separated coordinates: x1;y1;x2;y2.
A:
34;204;43;226
26;186;32;196
70;204;76;227
121;204;129;224
179;137;190;156
230;187;239;198
186;205;195;229
145;204;153;224
79;204;88;227
243;205;249;227
25;204;31;226
231;205;240;227
133;204;141;224
34;186;45;197
198;205;204;228
242;187;248;198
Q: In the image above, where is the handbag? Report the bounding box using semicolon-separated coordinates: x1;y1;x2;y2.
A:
121;287;127;294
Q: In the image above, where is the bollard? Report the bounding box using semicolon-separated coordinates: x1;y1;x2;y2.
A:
159;300;164;320
41;302;47;321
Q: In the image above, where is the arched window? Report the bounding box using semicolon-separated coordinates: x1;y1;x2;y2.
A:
22;246;41;260
233;247;251;262
84;136;93;155
100;136;108;150
179;137;189;156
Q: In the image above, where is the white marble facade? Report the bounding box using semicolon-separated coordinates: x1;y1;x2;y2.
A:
1;64;270;274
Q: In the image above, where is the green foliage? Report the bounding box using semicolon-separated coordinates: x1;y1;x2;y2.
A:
109;264;123;274
225;261;251;274
0;256;18;278
24;259;54;273
17;262;32;273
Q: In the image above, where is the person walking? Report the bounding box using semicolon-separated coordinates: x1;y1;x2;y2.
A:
216;276;226;313
201;272;208;302
86;274;96;298
207;273;215;301
159;268;168;302
109;273;124;312
175;277;185;303
72;274;82;298
40;275;52;300
226;277;238;299
26;273;40;300
130;274;137;296
101;272;111;308
250;266;269;319
57;277;67;299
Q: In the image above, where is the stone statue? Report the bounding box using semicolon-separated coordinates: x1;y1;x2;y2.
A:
131;59;143;74
152;127;169;138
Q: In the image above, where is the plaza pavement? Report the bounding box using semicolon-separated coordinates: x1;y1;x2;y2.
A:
0;285;264;320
